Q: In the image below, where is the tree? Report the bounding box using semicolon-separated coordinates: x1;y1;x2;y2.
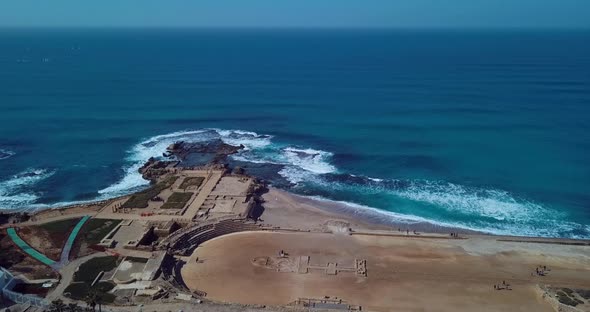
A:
67;303;82;312
96;295;103;312
84;291;97;312
49;299;67;312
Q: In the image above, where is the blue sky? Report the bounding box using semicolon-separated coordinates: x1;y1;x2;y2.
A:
0;0;589;28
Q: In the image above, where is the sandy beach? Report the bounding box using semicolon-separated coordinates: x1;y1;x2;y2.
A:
262;187;480;235
183;230;590;312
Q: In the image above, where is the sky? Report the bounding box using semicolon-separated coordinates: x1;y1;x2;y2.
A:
0;0;589;29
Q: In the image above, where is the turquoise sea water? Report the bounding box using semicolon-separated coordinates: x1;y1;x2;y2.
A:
1;29;589;238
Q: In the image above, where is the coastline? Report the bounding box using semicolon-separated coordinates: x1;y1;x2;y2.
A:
5;184;590;245
262;187;480;235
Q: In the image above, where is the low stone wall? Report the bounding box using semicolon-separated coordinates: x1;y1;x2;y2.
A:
1;268;48;308
161;217;266;255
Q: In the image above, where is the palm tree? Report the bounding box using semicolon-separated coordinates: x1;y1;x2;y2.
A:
96;295;103;312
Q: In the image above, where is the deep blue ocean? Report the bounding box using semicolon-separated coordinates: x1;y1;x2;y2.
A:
1;29;589;238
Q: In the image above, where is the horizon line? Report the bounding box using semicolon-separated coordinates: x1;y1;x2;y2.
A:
1;25;589;31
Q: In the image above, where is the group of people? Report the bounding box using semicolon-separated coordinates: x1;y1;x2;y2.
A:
532;265;549;276
397;228;420;236
494;280;512;290
450;232;460;238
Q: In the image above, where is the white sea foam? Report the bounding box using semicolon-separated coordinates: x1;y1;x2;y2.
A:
277;166;318;184
4;128;581;238
281;147;336;174
0;168;55;209
0;149;15;160
215;129;272;149
395;180;554;222
98;128;273;197
302;192;587;238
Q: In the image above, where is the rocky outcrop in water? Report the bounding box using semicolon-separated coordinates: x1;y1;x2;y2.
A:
166;139;244;161
138;140;245;182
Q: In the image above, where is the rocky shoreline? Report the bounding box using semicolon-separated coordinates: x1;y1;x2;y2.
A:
0;139;584;241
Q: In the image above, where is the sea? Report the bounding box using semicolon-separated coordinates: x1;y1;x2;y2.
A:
1;29;589;238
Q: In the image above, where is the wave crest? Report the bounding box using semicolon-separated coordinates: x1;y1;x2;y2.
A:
0;149;15;160
0;168;55;210
98;128;273;197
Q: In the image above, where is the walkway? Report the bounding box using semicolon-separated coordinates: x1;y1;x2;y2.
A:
6;228;56;266
46;252;107;301
7;216;91;270
56;215;91;268
183;171;223;220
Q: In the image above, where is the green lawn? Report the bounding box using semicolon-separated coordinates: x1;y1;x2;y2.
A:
161;192;193;209
64;281;116;303
74;256;119;283
179;176;205;190
122;176;178;209
78;219;122;246
37;218;81;234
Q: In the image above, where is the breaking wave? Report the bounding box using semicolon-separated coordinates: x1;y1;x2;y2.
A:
308;177;588;238
0;149;15;160
0;168;55;211
98;129;273;197
5;128;584;238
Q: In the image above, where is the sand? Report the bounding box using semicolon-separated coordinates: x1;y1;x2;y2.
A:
182;230;590;312
262;187;477;234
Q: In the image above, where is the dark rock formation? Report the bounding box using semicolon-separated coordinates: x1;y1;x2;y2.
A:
166;139;244;161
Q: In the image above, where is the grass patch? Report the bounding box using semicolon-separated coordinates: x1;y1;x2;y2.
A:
161;192;193;209
179;176;205;190
37;218;81;234
122;176;178;208
74;256;119;283
64;281;116;303
64;282;89;299
78;219;122;246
